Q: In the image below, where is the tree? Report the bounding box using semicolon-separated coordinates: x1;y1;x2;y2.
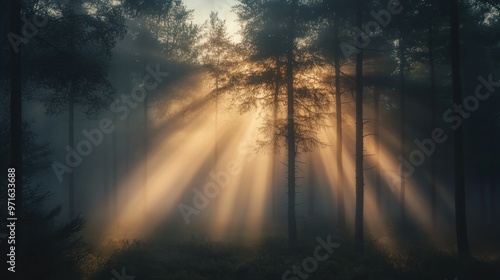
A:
395;0;420;230
458;0;500;228
201;12;235;167
427;8;438;228
145;0;200;63
411;0;448;229
449;0;470;258
398;24;407;230
374;88;381;209
235;0;329;246
354;0;364;251
234;0;288;222
0;115;90;279
30;0;126;220
122;0;199;220
9;0;23;274
314;0;354;230
9;0;22;214
333;12;346;230
122;0;174;18
285;0;299;246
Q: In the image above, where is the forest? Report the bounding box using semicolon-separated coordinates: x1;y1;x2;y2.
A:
1;0;500;279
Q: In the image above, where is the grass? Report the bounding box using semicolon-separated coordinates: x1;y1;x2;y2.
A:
83;230;500;280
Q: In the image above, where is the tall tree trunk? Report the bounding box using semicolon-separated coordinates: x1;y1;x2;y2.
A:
480;170;485;218
491;156;497;222
68;0;77;221
286;0;298;247
399;34;407;230
125;114;130;205
215;70;219;167
68;82;75;220
333;13;345;230
9;1;23;274
272;58;280;221
428;21;438;228
354;0;365;252
307;154;315;218
112;114;118;221
449;0;470;258
143;93;148;220
374;89;381;210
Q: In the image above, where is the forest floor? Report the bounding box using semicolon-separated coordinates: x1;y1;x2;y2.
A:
85;224;500;280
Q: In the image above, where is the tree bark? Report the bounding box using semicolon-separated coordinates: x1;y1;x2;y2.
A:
308;154;315;218
68;0;77;221
9;0;23;274
143;92;148;220
489;154;498;222
333;13;345;230
449;0;470;258
215;67;219;167
491;158;497;222
428;21;438;228
272;58;280;221
286;0;298;247
354;0;364;252
399;33;407;230
112;114;118;220
374;89;381;210
68;81;75;220
480;170;485;218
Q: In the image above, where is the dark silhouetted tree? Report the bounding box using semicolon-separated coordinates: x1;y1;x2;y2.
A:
30;0;126;220
235;0;329;247
449;0;470;258
354;0;364;252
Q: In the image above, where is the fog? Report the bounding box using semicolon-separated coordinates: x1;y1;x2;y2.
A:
2;0;500;279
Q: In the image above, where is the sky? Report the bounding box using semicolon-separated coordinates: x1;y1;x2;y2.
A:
184;0;241;41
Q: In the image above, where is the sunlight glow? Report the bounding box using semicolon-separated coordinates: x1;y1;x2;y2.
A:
94;71;457;255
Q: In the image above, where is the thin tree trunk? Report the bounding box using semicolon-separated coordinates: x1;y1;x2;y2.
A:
491;157;497;222
272;58;280;221
354;0;365;252
428;21;438;228
112;114;118;220
125;114;130;205
286;0;298;247
449;0;470;258
143;93;148;219
215;71;219;167
68;82;75;220
9;2;23;275
374;89;381;210
480;171;485;218
68;0;77;221
333;13;345;230
399;34;407;230
308;154;315;218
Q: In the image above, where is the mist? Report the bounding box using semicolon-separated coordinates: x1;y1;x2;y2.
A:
1;0;500;279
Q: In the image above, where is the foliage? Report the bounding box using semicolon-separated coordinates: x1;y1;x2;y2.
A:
90;235;500;280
